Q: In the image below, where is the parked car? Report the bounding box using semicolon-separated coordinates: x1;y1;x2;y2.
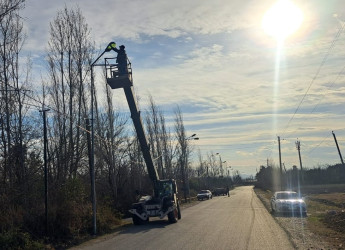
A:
197;190;212;200
213;188;228;196
270;191;307;216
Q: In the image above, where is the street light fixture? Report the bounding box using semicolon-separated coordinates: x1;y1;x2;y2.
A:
186;133;199;140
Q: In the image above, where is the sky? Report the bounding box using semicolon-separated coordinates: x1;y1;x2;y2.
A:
20;0;345;177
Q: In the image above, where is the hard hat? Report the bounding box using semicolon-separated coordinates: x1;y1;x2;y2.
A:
120;45;125;49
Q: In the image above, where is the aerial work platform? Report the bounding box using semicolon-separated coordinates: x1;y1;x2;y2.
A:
105;57;133;89
101;44;181;224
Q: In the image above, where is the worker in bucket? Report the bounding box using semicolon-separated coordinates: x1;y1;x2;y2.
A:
114;45;128;75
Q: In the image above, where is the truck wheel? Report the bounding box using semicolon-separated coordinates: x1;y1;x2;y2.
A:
271;205;276;214
177;202;182;220
168;208;178;223
132;215;148;225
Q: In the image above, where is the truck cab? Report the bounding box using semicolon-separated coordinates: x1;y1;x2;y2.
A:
129;179;181;224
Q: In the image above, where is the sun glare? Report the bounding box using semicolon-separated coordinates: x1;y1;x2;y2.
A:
262;0;303;41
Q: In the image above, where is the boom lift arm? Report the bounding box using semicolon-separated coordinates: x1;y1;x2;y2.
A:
123;86;159;182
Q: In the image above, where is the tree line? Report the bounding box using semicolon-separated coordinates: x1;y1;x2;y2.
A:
256;162;345;191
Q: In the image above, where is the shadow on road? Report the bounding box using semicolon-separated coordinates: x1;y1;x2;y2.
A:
118;219;173;235
271;212;307;218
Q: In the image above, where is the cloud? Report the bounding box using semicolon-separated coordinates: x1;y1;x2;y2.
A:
22;0;262;51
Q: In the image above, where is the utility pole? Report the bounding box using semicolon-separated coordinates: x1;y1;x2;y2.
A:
90;66;97;236
181;153;188;203
182;134;198;202
332;131;345;166
295;140;303;171
295;139;304;182
40;108;49;236
85;118;93;204
278;136;283;190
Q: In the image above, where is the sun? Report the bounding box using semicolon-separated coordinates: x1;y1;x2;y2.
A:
262;0;303;41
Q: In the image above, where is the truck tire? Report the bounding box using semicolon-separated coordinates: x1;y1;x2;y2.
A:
132;215;148;225
270;203;276;214
177;202;181;220
168;208;178;223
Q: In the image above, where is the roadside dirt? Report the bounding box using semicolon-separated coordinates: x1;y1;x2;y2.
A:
254;188;335;250
323;211;345;234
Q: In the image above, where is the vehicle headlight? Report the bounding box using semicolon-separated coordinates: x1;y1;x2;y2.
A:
277;201;283;206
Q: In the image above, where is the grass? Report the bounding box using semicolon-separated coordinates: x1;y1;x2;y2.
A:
301;184;345;194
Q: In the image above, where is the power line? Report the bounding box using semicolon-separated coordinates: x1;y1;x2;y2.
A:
284;64;345;138
4;83;120;148
281;21;345;137
307;133;330;155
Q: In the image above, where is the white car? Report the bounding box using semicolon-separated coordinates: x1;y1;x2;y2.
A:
197;190;212;200
270;191;307;216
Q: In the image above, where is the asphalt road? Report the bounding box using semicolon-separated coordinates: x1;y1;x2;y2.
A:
72;186;294;250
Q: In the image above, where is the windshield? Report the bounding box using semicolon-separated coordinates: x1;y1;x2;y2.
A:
200;190;208;194
276;193;298;199
155;181;173;198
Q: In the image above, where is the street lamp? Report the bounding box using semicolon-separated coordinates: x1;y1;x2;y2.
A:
89;42;116;235
182;133;199;202
215;153;223;177
186;133;199;140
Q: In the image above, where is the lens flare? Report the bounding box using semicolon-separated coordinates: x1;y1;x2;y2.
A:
262;0;303;42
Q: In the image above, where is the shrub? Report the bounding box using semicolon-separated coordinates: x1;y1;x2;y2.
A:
0;229;45;250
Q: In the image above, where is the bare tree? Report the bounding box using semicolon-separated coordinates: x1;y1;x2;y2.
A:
145;95;163;177
144;95;176;180
94;81;129;203
46;5;93;183
0;0;28;189
174;105;191;201
0;0;24;22
159;111;174;179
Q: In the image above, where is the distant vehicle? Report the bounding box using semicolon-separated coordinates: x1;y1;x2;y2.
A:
213;188;228;196
197;190;213;200
270;191;307;216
